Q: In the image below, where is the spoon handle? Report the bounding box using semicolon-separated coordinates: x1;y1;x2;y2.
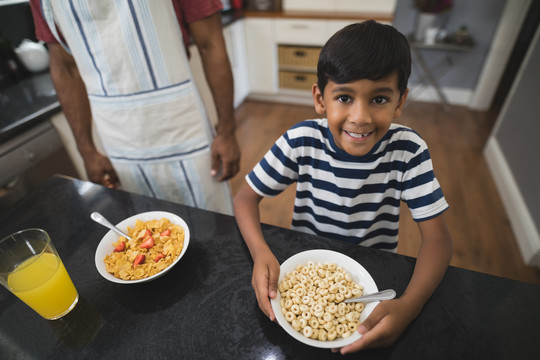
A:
343;289;396;303
90;212;131;240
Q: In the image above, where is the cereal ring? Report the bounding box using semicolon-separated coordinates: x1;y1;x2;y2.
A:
328;330;337;341
285;312;295;322
303;326;313;338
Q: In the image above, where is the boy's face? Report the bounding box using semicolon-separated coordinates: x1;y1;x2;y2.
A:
312;72;408;157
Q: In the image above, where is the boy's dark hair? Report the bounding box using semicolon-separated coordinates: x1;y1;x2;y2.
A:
317;20;411;96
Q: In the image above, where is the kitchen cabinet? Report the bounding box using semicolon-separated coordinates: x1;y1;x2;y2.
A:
190;19;249;128
282;0;397;13
245;17;367;104
278;45;320;91
275;19;328;46
224;20;250;108
244;18;278;95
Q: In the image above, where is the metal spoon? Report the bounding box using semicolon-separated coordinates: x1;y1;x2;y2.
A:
343;289;396;303
90;212;132;240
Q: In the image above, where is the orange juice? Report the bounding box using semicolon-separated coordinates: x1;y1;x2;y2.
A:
7;252;78;319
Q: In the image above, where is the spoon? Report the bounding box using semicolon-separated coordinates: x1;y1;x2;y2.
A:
90;212;132;240
343;289;396;303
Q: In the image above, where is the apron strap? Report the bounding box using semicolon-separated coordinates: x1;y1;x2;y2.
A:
40;0;71;53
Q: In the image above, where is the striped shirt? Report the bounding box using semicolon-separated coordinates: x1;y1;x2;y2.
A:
246;119;449;252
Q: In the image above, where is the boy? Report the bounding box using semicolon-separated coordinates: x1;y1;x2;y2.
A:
234;20;453;354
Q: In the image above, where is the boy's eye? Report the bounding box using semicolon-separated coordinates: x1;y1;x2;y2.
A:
372;96;388;104
337;95;352;103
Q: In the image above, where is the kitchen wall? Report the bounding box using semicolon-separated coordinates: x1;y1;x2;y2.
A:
392;0;506;105
484;21;540;266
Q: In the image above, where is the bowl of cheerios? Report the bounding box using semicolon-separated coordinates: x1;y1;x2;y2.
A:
270;249;379;348
94;211;189;284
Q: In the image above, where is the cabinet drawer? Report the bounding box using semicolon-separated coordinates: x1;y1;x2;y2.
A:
283;0;397;14
278;45;321;69
279;71;318;91
275;19;328;46
283;0;333;12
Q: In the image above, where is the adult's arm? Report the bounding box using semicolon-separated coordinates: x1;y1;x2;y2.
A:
189;12;240;181
48;44;119;188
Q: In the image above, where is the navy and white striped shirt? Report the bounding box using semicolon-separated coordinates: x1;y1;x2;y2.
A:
246;119;449;252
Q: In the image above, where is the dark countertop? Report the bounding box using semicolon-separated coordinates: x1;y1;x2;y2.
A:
0;71;60;144
1;176;540;359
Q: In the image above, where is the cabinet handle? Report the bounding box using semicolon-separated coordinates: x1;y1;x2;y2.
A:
294;50;306;57
295;75;306;82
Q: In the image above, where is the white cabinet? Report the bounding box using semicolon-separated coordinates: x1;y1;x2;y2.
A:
246;18;368;103
275;19;362;46
275;19;328;46
189;19;250;127
283;0;397;14
245;15;394;104
224;20;250;108
283;0;333;12
244;18;278;94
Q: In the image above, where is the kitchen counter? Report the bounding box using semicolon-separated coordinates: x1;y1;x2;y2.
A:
1;176;540;359
0;71;60;144
242;9;392;22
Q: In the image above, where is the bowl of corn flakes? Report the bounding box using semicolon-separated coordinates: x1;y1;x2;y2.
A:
94;211;189;284
270;249;379;349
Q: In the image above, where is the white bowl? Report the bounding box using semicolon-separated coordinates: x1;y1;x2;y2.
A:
94;211;190;284
270;249;379;348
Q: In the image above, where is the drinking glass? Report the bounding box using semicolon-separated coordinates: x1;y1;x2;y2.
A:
0;229;78;320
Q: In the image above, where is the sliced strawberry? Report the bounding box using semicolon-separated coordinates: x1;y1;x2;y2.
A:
160;229;171;237
155;253;165;262
142;229;152;239
113;241;126;252
133;254;145;268
140;236;155;249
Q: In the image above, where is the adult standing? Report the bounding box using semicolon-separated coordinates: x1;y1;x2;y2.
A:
29;0;240;214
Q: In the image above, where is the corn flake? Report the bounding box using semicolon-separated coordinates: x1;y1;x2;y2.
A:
104;218;184;280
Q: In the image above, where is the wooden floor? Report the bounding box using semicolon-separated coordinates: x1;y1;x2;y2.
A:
230;99;540;286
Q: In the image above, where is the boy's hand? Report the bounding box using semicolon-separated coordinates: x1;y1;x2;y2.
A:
333;299;416;354
251;251;280;321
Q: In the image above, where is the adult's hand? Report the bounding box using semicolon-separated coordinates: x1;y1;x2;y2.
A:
191;12;240;181
83;152;120;188
210;132;241;181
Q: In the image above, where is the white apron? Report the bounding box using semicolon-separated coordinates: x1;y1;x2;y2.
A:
40;0;233;214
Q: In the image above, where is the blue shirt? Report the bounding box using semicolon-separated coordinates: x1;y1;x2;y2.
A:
246;119;449;252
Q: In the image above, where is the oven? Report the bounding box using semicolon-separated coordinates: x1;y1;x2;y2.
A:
0;119;77;210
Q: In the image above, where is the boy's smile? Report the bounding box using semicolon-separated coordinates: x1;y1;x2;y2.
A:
313;73;408;157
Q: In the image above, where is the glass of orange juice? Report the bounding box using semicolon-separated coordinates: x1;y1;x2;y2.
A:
0;228;78;320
